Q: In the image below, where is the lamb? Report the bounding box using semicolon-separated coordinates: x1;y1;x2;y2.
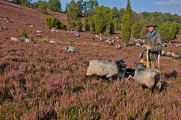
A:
134;63;163;91
86;59;126;80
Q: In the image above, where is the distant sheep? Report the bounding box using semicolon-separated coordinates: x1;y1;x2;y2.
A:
105;39;113;45
166;51;172;57
11;37;18;41
134;63;163;91
86;60;126;80
171;52;180;59
115;44;121;49
161;50;166;56
50;40;56;44
67;46;77;53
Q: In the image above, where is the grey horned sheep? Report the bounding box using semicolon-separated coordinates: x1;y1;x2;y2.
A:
134;63;163;91
86;60;126;79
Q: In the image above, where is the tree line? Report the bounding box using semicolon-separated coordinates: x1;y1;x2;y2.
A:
6;0;181;43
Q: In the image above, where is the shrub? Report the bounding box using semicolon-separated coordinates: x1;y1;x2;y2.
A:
48;0;61;12
131;21;143;39
46;17;61;29
20;29;29;38
38;1;48;14
93;6;113;35
158;21;178;42
112;18;121;31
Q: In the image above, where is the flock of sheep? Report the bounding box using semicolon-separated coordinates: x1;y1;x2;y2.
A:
86;59;166;92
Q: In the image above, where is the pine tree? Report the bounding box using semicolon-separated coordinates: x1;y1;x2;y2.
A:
121;0;132;44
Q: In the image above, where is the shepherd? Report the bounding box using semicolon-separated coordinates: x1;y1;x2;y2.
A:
140;21;162;69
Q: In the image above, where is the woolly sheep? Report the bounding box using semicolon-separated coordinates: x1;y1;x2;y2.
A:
161;50;166;56
171;52;180;59
67;46;77;53
86;60;126;79
134;63;162;91
115;44;121;49
166;51;172;57
11;37;18;41
50;40;56;44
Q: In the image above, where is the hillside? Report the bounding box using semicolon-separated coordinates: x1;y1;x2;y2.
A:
0;1;181;120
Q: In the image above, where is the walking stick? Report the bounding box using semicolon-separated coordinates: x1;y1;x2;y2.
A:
157;52;161;70
146;49;150;68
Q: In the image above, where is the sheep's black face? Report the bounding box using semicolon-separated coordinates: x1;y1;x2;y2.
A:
115;60;126;69
116;60;126;78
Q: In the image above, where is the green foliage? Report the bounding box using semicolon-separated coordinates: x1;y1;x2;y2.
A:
20;29;29;38
112;18;121;31
93;6;113;35
142;12;181;24
158;22;179;41
178;24;181;35
58;103;101;120
82;17;89;31
48;0;61;12
121;0;133;44
16;0;30;6
87;16;95;32
31;37;50;43
46;17;61;29
131;20;143;39
66;1;82;31
38;1;48;14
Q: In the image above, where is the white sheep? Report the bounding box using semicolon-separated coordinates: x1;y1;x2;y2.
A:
134;63;163;91
86;60;126;79
171;52;180;59
67;46;77;53
161;50;166;56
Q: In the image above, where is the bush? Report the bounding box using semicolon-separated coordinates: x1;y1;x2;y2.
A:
38;1;48;14
46;17;61;29
48;0;61;12
20;29;29;38
112;18;121;31
131;21;143;39
66;0;82;31
158;22;178;42
93;6;113;35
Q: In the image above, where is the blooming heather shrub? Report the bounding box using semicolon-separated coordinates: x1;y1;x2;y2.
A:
58;103;101;120
0;34;181;119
